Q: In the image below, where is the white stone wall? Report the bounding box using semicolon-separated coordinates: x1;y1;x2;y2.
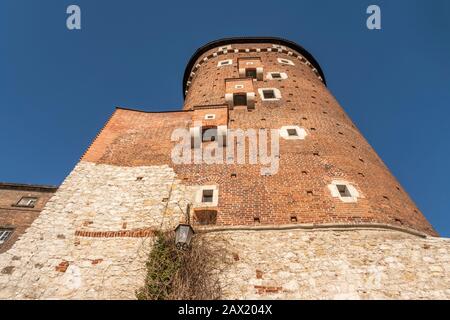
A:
0;161;196;299
1;161;449;300
205;229;450;300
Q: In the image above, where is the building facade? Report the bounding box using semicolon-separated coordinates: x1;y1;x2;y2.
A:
0;37;448;299
0;183;57;254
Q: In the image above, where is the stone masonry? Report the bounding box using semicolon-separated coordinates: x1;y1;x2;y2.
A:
0;162;196;299
207;228;450;299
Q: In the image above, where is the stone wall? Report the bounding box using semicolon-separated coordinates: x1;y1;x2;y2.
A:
0;160;448;299
0;161;196;299
205;228;450;299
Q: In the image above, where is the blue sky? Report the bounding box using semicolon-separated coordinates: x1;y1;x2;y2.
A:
0;0;449;236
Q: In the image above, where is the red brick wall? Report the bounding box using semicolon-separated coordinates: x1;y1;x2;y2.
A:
0;186;57;253
81;41;437;236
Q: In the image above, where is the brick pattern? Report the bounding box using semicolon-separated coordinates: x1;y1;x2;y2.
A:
55;261;69;273
75;228;155;238
80;41;436;236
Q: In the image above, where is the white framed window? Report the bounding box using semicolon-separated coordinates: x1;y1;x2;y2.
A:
0;229;13;245
195;185;219;207
327;180;360;203
204;114;216;120
277;58;295;66
217;59;232;67
16;197;37;208
234;84;244;89
279;126;307;140
258;88;282;101
267;72;288;80
218;45;232;51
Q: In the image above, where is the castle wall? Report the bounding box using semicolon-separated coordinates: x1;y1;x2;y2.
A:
1;161;448;300
0;161;196;299
207;228;450;299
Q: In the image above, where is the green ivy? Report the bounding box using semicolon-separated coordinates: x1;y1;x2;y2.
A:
136;232;181;300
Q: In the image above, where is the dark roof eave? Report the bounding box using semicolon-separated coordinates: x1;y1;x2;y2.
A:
0;182;58;192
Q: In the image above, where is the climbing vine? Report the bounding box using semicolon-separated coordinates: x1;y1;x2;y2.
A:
136;231;225;300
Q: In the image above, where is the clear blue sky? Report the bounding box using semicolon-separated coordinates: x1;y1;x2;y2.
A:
1;0;449;236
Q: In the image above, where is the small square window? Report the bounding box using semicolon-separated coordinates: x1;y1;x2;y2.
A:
234;84;244;89
287;129;298;136
271;73;282;79
202;190;214;203
336;185;351;198
267;72;287;80
263;90;276;99
233;94;247;106
16;197;37;208
245;68;257;79
204;114;215;120
0;229;13;244
258;88;281;101
328;180;359;203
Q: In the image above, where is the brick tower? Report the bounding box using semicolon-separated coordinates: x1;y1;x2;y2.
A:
178;37;436;234
1;37;448;300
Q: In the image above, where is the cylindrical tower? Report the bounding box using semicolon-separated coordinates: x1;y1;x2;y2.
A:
181;37;436;236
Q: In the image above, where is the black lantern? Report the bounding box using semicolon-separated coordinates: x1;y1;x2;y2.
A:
174;223;195;250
